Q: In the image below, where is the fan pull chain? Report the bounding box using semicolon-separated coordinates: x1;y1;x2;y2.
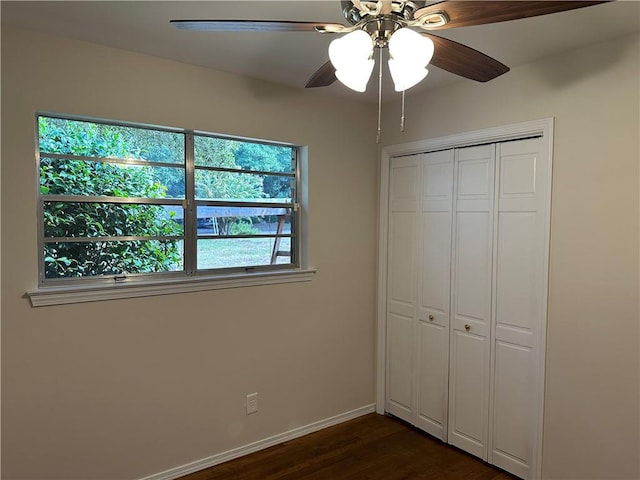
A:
376;47;383;145
400;90;406;132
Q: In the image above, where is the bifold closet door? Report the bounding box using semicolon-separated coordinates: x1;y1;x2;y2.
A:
386;151;454;435
448;145;495;460
386;154;419;423
384;134;549;480
414;150;454;440
489;138;547;479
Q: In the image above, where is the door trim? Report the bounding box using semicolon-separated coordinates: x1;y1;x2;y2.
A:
376;118;553;479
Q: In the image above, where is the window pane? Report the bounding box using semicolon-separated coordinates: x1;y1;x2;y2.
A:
197;237;293;270
37;114;301;283
44;240;184;278
194;136;294;174
40;158;185;198
196;206;291;236
39;116;185;163
44;202;184;238
195;170;293;201
272;237;292;265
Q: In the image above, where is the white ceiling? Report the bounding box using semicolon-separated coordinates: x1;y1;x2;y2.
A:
2;1;639;103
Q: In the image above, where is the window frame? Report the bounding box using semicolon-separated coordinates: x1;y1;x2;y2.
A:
32;112;311;302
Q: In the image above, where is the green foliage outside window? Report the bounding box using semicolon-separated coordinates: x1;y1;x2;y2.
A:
39;116;297;280
39;117;183;278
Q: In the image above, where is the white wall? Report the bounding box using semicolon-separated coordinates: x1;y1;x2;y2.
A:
381;32;640;480
1;26;379;479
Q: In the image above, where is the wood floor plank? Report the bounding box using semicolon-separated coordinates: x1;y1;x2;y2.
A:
178;414;518;480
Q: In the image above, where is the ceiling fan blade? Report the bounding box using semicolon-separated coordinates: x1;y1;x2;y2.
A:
414;1;608;30
423;33;509;82
170;19;346;33
305;61;337;88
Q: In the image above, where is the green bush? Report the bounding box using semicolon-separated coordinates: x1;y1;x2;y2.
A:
39;117;182;278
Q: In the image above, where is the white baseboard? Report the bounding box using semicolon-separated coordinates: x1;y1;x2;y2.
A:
140;404;377;480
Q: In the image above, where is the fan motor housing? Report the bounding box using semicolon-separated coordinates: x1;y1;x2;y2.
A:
364;18;403;46
341;1;427;25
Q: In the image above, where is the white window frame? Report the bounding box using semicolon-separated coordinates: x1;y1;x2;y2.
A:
29;113;314;306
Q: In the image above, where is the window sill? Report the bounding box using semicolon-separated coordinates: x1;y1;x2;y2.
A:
28;269;316;307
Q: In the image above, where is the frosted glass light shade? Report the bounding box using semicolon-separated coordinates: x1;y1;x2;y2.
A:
335;61;375;92
388;60;429;92
388;28;434;65
388;28;434;91
329;30;375;92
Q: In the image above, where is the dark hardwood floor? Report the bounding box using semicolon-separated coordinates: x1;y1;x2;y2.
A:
178;413;518;480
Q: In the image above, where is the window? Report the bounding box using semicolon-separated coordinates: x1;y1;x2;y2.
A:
37;114;302;288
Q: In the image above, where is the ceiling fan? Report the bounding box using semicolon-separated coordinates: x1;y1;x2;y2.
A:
171;1;606;141
171;1;606;90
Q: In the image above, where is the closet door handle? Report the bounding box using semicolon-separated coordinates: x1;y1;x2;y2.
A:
464;324;470;331
428;314;434;321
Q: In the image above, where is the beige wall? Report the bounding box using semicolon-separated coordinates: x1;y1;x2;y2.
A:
3;22;639;480
1;27;379;479
381;32;640;480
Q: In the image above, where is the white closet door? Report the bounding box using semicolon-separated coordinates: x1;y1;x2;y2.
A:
448;145;495;460
414;150;454;440
489;138;547;479
386;154;420;422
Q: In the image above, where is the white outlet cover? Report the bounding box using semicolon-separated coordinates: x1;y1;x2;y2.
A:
246;393;258;414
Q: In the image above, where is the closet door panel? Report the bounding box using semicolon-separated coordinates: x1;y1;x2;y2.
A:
419;151;454;320
387;209;416;420
415;150;454;439
449;330;488;458
458;159;491;197
417;321;447;435
495;213;537;335
492;341;534;479
490;138;547;479
386;155;420;423
449;145;494;461
453;212;491;321
388;313;414;418
421;212;451;312
388;212;417;309
390;157;420;210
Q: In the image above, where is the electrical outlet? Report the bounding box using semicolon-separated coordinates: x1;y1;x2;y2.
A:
246;392;258;415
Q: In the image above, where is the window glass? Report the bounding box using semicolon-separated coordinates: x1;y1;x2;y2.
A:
40;158;186;199
43;202;184;238
44;240;184;278
37;114;300;284
39;117;185;164
194;171;293;202
197;237;292;270
194;136;294;173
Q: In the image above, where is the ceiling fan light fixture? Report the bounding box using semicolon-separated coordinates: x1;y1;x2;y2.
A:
387;28;434;92
388;60;429;92
388;27;435;66
329;29;375;92
329;29;374;69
